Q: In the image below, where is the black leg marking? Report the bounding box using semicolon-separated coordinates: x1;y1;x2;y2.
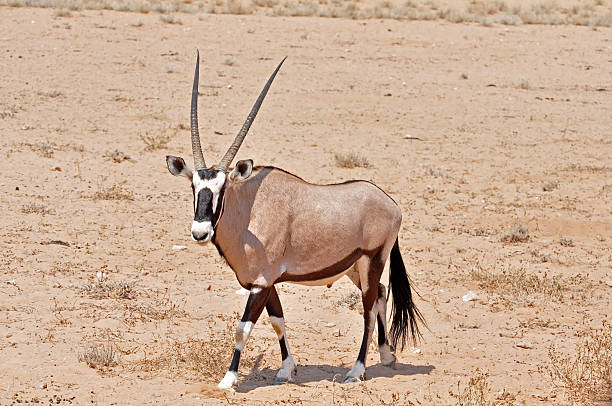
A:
377;314;386;347
229;349;241;373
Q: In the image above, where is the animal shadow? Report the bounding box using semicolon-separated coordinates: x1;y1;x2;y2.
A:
236;357;435;393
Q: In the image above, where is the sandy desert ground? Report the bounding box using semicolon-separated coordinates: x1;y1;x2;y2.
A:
1;4;611;405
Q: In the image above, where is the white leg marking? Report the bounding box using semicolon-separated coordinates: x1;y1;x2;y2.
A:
379;343;396;366
235;321;253;351
270;316;296;382
375;295;395;365
218;371;238;390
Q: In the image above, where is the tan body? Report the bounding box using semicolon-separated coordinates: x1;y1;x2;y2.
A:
216;167;401;289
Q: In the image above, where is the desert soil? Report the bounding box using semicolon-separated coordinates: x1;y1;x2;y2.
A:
1;6;611;405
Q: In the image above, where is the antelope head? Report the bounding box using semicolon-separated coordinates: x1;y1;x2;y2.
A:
166;51;285;243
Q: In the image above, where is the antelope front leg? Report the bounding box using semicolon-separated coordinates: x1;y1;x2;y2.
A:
218;286;271;390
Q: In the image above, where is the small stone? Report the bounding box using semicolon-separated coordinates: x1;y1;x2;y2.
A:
605;280;612;287
324;322;336;327
410;347;422;354
462;291;479;302
516;341;533;349
172;245;187;251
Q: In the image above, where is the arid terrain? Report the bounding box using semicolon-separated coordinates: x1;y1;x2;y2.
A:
1;4;611;405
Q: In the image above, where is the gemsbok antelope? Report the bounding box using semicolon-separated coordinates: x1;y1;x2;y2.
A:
166;51;425;390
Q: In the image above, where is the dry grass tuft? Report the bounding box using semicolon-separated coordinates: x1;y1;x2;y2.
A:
93;183;134;200
548;322;612;405
0;104;21;119
451;368;518;406
453;368;490;406
499;224;529;243
82;279;137;299
223;56;237;66
542;181;558;191
104;149;131;163
123;295;187;324
21;202;54;215
469;264;591;304
78;340;119;369
131;314;257;381
335;290;362;312
334;152;371;169
38;89;65;98
139;130;173;151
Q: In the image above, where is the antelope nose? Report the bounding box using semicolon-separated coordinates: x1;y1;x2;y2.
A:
191;221;213;242
192;230;209;241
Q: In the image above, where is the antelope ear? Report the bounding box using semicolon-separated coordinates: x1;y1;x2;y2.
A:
228;159;253;182
166;155;193;178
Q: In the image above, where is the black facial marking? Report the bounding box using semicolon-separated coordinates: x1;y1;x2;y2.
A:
194;188;213;222
196;168;220;180
192;168;226;226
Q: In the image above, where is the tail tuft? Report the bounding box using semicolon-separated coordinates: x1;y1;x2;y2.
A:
389;238;426;350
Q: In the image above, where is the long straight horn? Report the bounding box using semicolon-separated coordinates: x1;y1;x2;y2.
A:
191;50;206;169
217;57;287;172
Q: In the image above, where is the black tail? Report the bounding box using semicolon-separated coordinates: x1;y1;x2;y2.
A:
389;238;426;350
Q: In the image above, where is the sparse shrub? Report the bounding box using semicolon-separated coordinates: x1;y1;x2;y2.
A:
559;237;574;247
93;184;134;201
334;152;371;168
499;224;529;243
21;202;54;215
131;314;257;380
159;14;182;24
78;340;119;369
548;322;612;405
82;279;137;299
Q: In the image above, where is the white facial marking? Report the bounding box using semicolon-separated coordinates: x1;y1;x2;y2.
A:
192;170;226;213
191;170;226;242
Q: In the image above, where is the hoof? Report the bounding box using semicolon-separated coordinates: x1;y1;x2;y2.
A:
218;371;238;391
384;359;396;369
273;376;289;385
343;375;361;383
